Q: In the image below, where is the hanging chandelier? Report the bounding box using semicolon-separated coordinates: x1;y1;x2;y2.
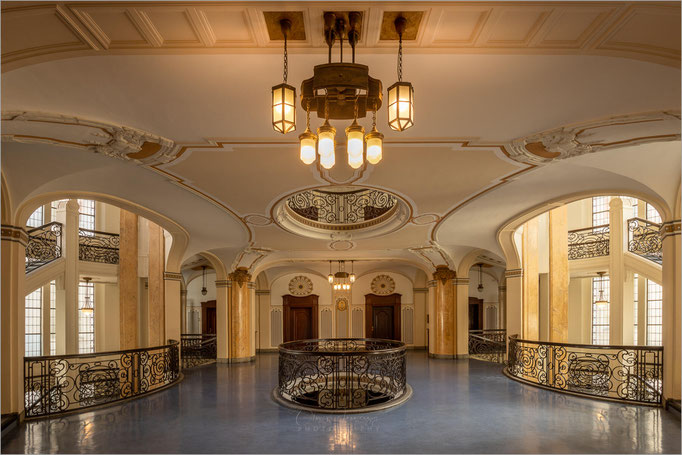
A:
477;264;484;294
201;265;208;296
328;260;356;291
271;13;414;170
81;277;94;313
595;271;608;306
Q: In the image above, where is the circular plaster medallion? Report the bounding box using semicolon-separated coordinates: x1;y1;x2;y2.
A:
288;276;313;296
336;298;348;311
330;240;355;251
411;214;440;225
244;214;272;226
371;275;396;295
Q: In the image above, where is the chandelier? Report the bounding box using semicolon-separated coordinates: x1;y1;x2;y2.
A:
328;260;356;291
201;265;208;296
477;264;484;293
81;277;94;313
272;13;414;169
595;271;608;306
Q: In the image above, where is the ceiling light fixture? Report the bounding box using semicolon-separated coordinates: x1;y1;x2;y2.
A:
331;260;352;291
272;13;413;169
201;265;208;296
82;277;94;313
477;264;484;293
595;272;608;306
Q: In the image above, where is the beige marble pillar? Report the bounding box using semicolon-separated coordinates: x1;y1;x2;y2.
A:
228;267;253;362
215;279;230;360
147;222;165;346
430;266;457;358
661;219;681;401
609;198;624;344
180;289;188;333
455;277;469;356
119;209;138;350
164;272;182;343
1;224;27;414
498;284;507;330
522;219;539;339
549;206;569;342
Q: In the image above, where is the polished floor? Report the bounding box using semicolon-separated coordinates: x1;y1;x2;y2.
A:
3;351;680;454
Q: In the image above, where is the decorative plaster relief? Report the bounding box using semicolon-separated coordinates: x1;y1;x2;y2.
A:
408;241;454;270
288;275;313;296
371;274;396;295
231;244;273;272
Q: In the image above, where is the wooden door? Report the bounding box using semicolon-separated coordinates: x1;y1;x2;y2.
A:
365;294;401;341
468;297;483;331
283;295;318;342
201;300;217;334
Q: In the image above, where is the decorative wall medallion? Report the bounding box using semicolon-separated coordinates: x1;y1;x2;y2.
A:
330;240;355;250
336;298;348;312
288;275;313;296
371;275;395;295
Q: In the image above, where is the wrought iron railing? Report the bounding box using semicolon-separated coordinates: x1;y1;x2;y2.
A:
277;338;407;410
469;329;506;363
628;217;662;264
180;334;217;369
506;335;662;405
568;224;610;260
25;222;63;273
79;228;120;264
287;188;397;225
24;340;179;418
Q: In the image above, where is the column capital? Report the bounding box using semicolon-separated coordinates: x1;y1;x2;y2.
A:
505;268;523;278
163;271;183;281
433;265;456;284
1;224;28;246
228;267;251;287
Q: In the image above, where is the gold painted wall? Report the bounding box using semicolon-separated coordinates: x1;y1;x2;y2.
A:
523;219;539;339
119;209;138;350
148;222;165;346
549;207;569;342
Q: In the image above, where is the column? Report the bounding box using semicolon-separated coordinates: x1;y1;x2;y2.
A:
1;224;27;414
164;273;182;343
41;283;51;355
637;275;646;345
429;266;456;359
505;269;523;340
549;206;569;342
55;200;79;354
609;197;625;344
522;219;539;339
228;267;253;362
622;271;635;345
119;209;138;349
498;284;507;330
215;279;229;361
180;289;188;333
455;277;469;356
147;222;165;346
661;219;681;401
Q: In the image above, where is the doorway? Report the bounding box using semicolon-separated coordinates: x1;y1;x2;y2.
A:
365;294;401;340
283;294;319;342
469;297;483;331
201;300;217;334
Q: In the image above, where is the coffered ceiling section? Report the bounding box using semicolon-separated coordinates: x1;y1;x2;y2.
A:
2;2;680;71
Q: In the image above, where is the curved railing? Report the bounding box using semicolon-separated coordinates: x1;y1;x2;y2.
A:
567;224;610;260
469;329;506;363
24;340;180;418
180;333;216;368
78;228;120;264
628;217;662;264
505;335;662;405
277;338;408;411
25;222;63;273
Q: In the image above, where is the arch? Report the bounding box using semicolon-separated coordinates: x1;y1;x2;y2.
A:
1;172;11;225
198;251;228;281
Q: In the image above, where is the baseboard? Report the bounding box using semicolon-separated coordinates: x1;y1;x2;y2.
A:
428;353;469;359
217;356;256;364
256;348;279;353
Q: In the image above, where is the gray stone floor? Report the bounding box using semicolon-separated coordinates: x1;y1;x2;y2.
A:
2;351;680;453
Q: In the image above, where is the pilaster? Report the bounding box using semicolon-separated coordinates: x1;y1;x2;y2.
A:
609;197;624;344
661;219;681;400
522;218;539;339
505;269;523;341
119;209;139;350
549;206;569;342
164;272;182;343
215;279;230;360
147;222;164;346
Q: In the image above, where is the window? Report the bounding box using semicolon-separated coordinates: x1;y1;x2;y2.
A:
633;274;638;345
50;281;56;355
26;206;44;228
78;199;96;232
78;281;95;354
592;275;610;345
25;288;42;356
646;203;662;224
646;280;662;346
592;196;610;227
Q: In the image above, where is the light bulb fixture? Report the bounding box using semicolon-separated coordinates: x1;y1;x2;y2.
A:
328;261;334;284
387;16;414;132
299;102;317;165
595;272;608;306
330;260;353;291
365;108;384;165
346;102;365;169
81;277;94;313
349;261;356;283
477;264;484;293
201;265;208;296
317;117;336;170
272;19;296;134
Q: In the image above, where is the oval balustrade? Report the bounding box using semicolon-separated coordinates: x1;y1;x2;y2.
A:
275;338;410;412
180;333;217;369
468;329;507;364
505;335;663;405
24;340;180;418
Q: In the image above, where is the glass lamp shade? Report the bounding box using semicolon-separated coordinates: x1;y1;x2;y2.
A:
328;274;334;283
299;130;317;165
350;273;356;283
317;121;336;169
201;287;207;296
387;81;414;131
365;129;384;164
272;83;296;134
345;121;365;169
81;306;94;314
82;297;94;313
595;290;608;306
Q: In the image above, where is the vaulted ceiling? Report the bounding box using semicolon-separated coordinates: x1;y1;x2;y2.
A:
2;1;680;276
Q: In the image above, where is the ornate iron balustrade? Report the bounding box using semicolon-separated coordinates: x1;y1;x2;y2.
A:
628;217;662;264
287;189;397;226
568;224;610;260
469;329;506;363
24;340;179;418
79;228;120;264
181;334;217;369
277;338;408;411
506;335;662;405
25;222;63;273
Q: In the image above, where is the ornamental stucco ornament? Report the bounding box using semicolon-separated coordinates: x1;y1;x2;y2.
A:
371;275;395;295
288;276;313;296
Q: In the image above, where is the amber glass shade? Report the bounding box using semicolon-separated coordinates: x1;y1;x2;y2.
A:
299;130;317;165
387;81;414;131
272;83;296;134
345;121;365;169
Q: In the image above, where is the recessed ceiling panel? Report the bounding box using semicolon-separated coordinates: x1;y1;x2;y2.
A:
379;11;423;41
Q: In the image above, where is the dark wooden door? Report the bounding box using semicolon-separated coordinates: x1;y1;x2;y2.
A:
283;295;318;342
468;297;483;331
365;294;401;341
201;300;217;334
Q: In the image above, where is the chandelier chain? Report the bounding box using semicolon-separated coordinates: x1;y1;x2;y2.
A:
283;33;288;83
398;34;403;82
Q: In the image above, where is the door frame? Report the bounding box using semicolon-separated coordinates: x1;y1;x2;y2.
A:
364;293;401;341
201;300;217;334
282;294;319;342
468;296;484;331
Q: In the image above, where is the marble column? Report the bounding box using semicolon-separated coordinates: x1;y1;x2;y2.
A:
498;284;507;331
661;219;681;401
523;219;539;339
455;277;469;356
180;289;188;333
119;209;138;350
147;222;165;346
430;266;457;359
1;224;27;414
55;200;79;354
228;267;253;362
549;206;569;342
609;198;625;344
164;272;182;344
215;279;230;361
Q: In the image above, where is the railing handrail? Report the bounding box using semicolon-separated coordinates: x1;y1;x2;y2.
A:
469;329;506;333
78;227;120;237
27;221;63;235
568;224;609;234
469;333;505;345
508;334;662;352
627;217;662;229
24;339;179;361
279;338;405;355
